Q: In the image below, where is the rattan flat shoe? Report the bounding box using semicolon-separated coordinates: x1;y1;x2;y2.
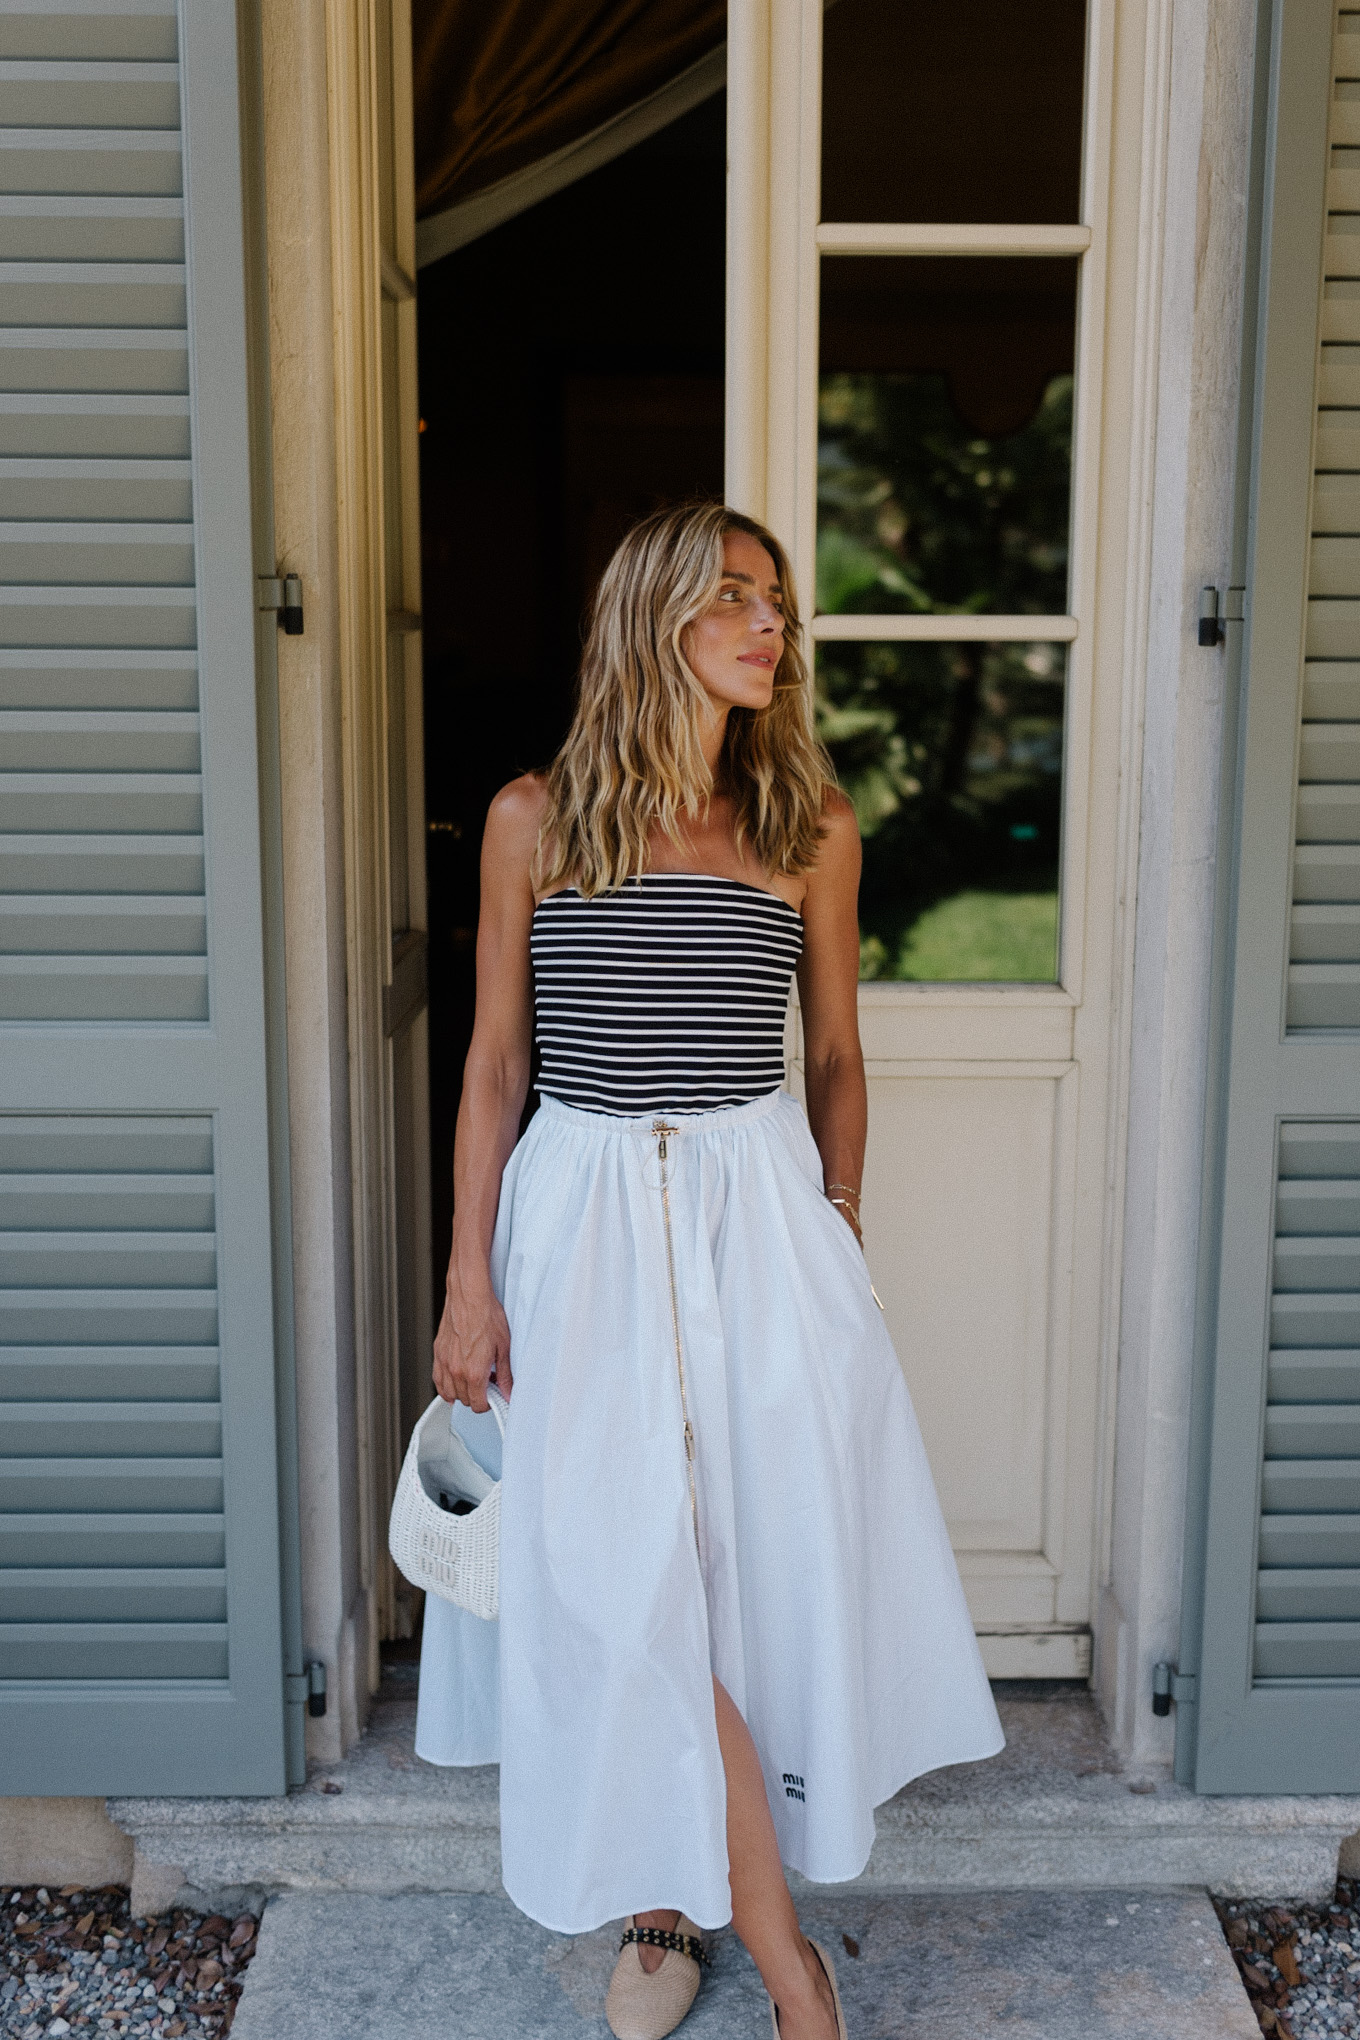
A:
769;1938;848;2039
605;1916;707;2040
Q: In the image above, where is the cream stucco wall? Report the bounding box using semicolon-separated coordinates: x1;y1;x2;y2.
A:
259;0;370;1764
1097;0;1259;1761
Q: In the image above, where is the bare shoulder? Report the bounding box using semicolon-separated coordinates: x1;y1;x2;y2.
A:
807;788;861;885
820;787;860;843
483;772;549;860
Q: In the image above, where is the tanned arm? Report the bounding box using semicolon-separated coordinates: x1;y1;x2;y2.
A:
431;773;545;1410
796;793;868;1242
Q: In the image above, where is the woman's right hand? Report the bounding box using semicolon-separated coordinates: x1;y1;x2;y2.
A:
433;1272;514;1411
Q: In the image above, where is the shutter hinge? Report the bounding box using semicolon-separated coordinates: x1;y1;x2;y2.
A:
1197;584;1245;644
285;1660;328;1719
1152;1661;1196;1715
1197;586;1225;646
258;572;304;636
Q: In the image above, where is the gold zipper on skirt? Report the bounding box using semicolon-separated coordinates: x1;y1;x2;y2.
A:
652;1120;700;1554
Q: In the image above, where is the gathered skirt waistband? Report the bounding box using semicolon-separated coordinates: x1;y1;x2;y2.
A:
533;1086;785;1140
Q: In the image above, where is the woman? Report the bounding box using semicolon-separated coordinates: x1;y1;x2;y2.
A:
419;503;1003;2040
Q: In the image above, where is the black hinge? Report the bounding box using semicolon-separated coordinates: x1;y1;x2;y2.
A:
1197;585;1246;645
1197;586;1225;646
285;1659;328;1719
1152;1661;1197;1715
258;573;304;636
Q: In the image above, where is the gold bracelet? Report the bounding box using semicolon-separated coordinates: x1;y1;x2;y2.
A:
826;1181;861;1203
829;1196;863;1230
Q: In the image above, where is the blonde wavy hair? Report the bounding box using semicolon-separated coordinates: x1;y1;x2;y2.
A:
534;502;835;897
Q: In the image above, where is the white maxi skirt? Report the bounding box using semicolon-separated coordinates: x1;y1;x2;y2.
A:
417;1086;1003;1935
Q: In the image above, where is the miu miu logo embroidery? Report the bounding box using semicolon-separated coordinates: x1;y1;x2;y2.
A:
783;1772;805;1802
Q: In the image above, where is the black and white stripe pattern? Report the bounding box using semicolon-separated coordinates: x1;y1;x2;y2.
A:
531;874;804;1115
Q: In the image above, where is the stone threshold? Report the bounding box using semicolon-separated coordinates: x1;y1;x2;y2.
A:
109;1686;1360;1914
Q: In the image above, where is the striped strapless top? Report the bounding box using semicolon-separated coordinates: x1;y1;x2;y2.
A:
530;872;804;1115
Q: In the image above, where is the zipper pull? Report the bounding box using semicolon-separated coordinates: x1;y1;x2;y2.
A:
684;1420;695;1461
652;1118;677;1160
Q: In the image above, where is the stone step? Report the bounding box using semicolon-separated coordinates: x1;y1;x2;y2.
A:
109;1694;1360;1912
228;1889;1261;2040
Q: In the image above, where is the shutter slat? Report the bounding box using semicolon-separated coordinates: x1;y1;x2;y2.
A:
0;331;189;397
1269;1349;1360;1399
1285;962;1360;1027
1264;1403;1360;1454
1272;1291;1360;1344
0;955;208;1022
0;1233;216;1285
1275;1179;1360;1232
0;393;190;457
1299;720;1360;777
1290;903;1360;959
0;261;186;327
1295;841;1360;898
0;585;196;649
0;1116;212;1170
0;774;202;832
1258;1513;1360;1566
0;1570;226;1623
0;712;201;771
0;12;178;64
0;62;179;130
0;129;181;197
0;835;204;892
0;1347;219;1399
0;525;195;585
5;1403;221;1457
0;650;198;711
0;901;207;954
1261;1457;1360;1510
1254;1621;1360;1677
1310;474;1360;527
1257;1568;1360;1619
1296;782;1360;838
0;1177;213;1229
0;1623;227;1681
0;1513;224;1567
0;1288;217;1343
0;454;191;516
1309;535;1360;589
0;198;182;263
1274;1235;1360;1287
0;1460;223;1510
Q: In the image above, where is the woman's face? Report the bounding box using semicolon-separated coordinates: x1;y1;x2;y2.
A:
683;531;786;714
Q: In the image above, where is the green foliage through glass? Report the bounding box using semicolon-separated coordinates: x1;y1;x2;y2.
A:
817;371;1073;619
817;638;1066;983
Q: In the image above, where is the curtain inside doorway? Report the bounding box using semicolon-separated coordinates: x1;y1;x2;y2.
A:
412;0;725;219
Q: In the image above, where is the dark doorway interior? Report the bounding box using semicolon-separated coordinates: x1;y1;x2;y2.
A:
417;93;727;1312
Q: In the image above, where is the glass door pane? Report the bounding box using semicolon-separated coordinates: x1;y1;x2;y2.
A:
818;256;1078;618
820;0;1087;224
817;637;1066;981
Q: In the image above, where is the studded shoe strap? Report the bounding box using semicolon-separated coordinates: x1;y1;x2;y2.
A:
619;1925;709;1966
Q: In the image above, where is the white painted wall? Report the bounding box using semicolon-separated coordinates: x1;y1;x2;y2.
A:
1097;0;1258;1762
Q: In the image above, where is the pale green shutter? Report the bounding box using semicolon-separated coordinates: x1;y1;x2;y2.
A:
1191;0;1360;1792
0;0;296;1792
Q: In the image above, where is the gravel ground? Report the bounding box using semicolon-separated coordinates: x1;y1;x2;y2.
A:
1217;1878;1360;2038
1;1886;257;2040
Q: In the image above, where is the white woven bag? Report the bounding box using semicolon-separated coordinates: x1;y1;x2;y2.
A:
387;1390;506;1620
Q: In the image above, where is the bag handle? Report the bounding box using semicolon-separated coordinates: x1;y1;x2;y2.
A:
485;1384;508;1435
